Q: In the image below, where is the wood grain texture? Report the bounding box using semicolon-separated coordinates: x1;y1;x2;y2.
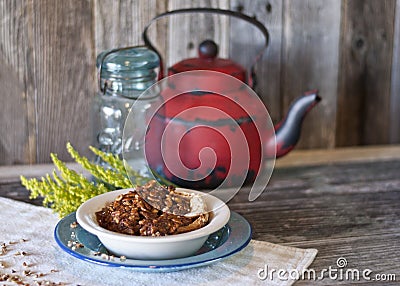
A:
2;145;399;183
390;0;400;143
229;0;283;123
32;0;94;163
165;0;230;69
0;1;35;164
2;149;400;285
2;0;400;166
336;0;396;146
281;0;341;150
93;0;162;55
229;160;400;285
275;144;400;168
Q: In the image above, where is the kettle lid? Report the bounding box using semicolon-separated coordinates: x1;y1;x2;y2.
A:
168;40;247;83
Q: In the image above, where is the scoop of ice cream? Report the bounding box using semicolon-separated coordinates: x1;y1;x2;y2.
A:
185;193;207;217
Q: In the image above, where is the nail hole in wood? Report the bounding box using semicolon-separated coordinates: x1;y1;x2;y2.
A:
236;4;244;13
356;38;364;49
187;42;194;50
266;3;272;13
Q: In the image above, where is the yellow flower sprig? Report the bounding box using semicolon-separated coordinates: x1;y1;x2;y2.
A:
20;143;149;218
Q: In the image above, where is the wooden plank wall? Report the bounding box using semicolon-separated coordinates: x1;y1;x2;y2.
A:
336;0;396;146
0;0;399;165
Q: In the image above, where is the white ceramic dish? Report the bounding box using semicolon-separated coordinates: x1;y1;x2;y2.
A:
76;188;230;260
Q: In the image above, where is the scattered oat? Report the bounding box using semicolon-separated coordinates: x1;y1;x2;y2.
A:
0;238;68;286
75;243;83;249
0;244;7;255
119;255;126;262
0;274;10;282
71;242;84;251
70;221;78;229
11;274;21;282
14;251;28;257
32;272;45;278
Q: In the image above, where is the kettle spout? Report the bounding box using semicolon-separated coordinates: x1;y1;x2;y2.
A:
269;90;321;158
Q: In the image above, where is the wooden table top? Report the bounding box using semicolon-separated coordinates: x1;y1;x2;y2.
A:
1;145;399;285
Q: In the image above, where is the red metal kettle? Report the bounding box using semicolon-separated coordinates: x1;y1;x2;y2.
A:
142;8;321;190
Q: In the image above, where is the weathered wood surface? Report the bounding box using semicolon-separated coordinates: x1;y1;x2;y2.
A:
230;0;283;124
0;1;36;165
0;0;94;164
390;0;400;143
1;0;400;165
1;147;399;285
231;160;400;285
336;0;396;146
3;145;400;183
34;1;95;162
281;0;341;150
94;0;162;55
275;144;400;168
165;0;230;68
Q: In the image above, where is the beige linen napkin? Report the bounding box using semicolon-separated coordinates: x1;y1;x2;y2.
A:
0;197;317;286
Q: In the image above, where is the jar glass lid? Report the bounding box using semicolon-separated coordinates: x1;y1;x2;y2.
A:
97;47;160;97
97;47;159;73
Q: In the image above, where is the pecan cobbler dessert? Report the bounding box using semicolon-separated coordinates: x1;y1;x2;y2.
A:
95;180;209;236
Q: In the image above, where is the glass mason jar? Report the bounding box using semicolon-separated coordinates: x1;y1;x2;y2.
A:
93;46;161;176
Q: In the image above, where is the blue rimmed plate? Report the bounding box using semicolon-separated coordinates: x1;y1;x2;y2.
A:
54;211;251;272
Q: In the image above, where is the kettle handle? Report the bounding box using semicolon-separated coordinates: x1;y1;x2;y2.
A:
142;8;269;82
